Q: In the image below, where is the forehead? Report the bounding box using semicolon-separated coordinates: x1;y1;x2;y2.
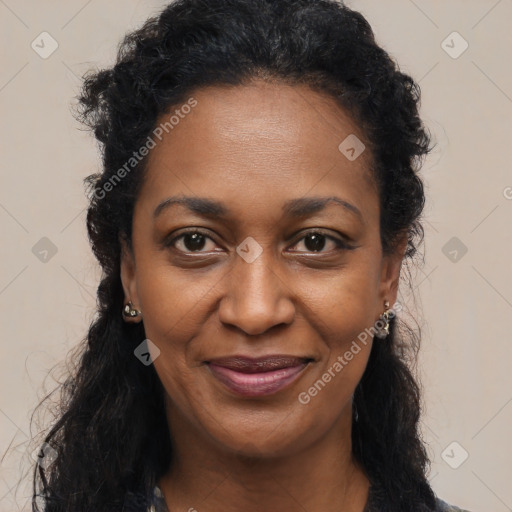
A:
137;80;378;222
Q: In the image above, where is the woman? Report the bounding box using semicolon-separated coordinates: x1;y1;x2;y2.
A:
31;0;472;511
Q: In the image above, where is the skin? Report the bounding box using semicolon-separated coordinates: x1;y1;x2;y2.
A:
120;79;407;512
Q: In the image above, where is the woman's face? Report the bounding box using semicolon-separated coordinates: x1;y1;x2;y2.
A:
121;80;405;458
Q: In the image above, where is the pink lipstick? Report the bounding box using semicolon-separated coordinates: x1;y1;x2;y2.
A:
205;355;312;397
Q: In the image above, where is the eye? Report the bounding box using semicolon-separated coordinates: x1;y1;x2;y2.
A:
166;229;218;253
288;230;353;253
165;228;354;255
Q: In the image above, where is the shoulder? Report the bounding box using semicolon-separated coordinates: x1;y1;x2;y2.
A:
435;496;473;512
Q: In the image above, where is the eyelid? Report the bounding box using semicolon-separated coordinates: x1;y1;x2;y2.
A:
163;227;356;253
279;227;358;254
162;228;218;251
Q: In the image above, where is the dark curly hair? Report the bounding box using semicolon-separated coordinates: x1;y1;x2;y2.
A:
28;0;435;510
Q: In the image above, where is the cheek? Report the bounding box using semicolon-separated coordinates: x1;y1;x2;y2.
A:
296;345;372;440
298;268;378;401
136;258;222;341
310;268;381;346
138;271;207;416
134;260;225;400
296;324;373;421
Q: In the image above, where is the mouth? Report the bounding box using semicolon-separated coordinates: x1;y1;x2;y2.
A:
204;355;314;397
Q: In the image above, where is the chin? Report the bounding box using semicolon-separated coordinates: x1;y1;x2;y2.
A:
204;414;317;460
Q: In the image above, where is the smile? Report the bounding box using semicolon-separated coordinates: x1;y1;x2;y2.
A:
206;361;310;397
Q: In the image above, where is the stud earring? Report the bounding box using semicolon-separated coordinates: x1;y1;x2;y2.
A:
374;300;391;339
353;395;359;422
122;301;142;320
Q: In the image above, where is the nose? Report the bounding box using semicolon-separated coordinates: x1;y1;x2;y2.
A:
217;248;295;336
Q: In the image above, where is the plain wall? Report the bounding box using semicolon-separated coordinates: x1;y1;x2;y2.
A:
1;1;510;510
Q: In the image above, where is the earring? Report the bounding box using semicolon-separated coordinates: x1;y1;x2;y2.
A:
353;399;359;422
374;300;391;339
122;301;142;319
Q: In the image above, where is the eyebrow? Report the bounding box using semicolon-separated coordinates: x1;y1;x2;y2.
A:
153;195;363;222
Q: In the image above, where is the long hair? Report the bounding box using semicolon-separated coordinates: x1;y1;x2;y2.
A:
29;1;435;510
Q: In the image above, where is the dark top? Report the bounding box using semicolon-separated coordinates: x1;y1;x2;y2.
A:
150;483;472;512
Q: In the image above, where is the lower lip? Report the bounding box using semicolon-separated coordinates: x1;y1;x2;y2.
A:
206;362;309;397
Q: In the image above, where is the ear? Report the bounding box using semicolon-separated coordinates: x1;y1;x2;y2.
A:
120;235;142;323
377;233;408;310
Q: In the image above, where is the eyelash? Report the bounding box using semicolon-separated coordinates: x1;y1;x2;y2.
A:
164;228;354;255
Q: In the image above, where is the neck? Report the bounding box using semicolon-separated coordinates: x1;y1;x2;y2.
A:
158;398;371;512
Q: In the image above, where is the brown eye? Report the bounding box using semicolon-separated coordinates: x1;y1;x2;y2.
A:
166;230;218;253
289;231;353;253
164;228;355;255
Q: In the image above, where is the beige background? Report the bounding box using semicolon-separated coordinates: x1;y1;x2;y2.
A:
1;1;511;511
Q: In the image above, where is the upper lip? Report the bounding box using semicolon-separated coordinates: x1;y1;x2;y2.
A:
204;355;313;373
